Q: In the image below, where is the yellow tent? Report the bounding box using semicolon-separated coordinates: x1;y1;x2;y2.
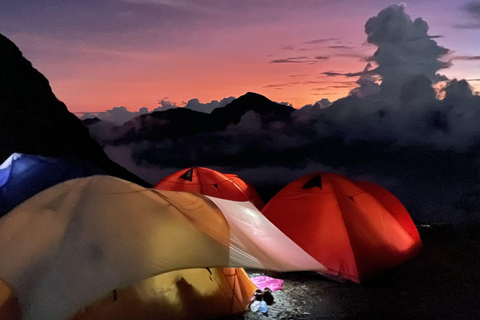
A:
0;268;256;320
0;176;325;320
72;268;256;320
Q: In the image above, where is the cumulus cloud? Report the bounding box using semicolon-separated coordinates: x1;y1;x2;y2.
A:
82;106;149;125
183;96;235;113
153;99;178;112
364;4;450;101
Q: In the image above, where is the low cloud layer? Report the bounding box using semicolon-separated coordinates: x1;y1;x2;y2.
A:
82;96;237;124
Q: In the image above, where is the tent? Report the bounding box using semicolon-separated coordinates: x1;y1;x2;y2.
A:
0;176;325;320
0;153;103;216
71;268;256;320
262;172;422;283
355;181;421;242
155;167;264;209
0;155;255;320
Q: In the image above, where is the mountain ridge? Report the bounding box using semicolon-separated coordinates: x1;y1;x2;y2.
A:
0;33;149;187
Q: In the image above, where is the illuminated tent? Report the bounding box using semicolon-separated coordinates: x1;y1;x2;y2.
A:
155;167;264;209
262;172;422;283
355;181;421;242
0;176;325;320
0;154;255;320
0;153;103;216
71;268;256;320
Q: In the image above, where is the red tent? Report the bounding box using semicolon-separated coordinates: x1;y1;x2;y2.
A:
262;172;422;283
154;167;264;210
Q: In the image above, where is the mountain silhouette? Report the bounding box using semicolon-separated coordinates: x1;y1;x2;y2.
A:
99;92;294;145
210;92;294;124
0;33;148;187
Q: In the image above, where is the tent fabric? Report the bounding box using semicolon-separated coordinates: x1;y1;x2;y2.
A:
71;268;257;320
355;181;421;242
0;153;103;216
0;176;325;320
224;174;264;210
155;167;264;209
0;278;20;320
154;168;262;316
262;172;422;283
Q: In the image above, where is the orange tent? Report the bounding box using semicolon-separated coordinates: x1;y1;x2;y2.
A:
262;172;422;283
155;167;264;209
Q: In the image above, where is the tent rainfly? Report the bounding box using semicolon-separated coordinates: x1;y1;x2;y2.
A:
262;172;422;283
155;167;264;210
0;176;326;320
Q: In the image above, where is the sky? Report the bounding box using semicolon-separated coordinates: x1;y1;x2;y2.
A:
1;0;480;113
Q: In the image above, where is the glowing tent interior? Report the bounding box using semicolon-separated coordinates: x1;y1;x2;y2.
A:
262;172;422;283
0;176;326;320
154;167;264;210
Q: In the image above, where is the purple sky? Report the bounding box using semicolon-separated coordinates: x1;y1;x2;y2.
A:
1;0;480;112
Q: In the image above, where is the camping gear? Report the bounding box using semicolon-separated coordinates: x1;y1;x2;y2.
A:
155;167;264;209
250;276;284;292
262;172;422;283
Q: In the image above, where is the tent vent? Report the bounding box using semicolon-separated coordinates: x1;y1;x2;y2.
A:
213;184;219;189
302;175;322;189
179;168;194;181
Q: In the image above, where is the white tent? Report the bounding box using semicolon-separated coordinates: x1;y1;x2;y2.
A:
0;176;325;320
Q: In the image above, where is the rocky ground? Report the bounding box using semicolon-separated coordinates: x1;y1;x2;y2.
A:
220;225;480;320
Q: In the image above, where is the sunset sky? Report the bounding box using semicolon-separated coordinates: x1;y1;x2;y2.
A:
2;0;480;113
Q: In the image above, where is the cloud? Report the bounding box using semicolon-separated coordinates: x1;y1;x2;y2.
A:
364;4;451;101
153;100;178;112
183;97;235;113
405;35;443;42
328;45;355;49
453;55;480;61
314;56;329;60
321;64;376;78
82;106;150;125
456;1;480;28
269;56;315;64
304;38;338;44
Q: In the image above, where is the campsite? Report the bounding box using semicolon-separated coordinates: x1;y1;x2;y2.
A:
2;1;480;320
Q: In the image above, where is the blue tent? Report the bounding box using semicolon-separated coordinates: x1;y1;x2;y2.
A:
0;153;104;216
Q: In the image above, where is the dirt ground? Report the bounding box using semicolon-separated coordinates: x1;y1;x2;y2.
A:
220;225;480;320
